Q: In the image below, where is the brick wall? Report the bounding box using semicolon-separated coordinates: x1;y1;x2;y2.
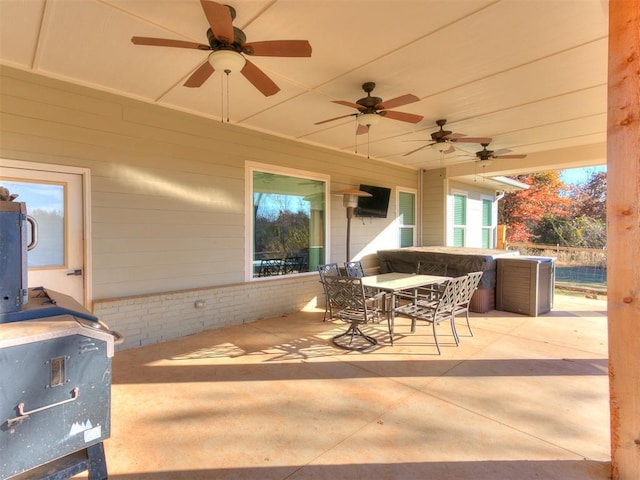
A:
94;275;323;351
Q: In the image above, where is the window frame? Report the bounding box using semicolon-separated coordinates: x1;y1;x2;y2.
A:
481;195;495;248
451;190;468;247
396;188;417;248
245;161;331;281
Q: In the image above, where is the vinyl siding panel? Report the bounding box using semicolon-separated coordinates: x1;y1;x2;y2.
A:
421;168;446;245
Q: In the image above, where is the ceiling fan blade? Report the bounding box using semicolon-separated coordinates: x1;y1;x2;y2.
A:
243;40;312;57
380;110;424;124
451;136;493;144
356;124;369;136
442;132;465;141
332;100;365;111
131;36;210;50
184;61;214;88
376;94;419;110
200;0;234;43
314;113;357;125
495;154;527;159
241;59;280;96
491;148;512;156
403;143;431;156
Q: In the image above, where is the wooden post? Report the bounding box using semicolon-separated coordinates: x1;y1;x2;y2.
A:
607;1;640;478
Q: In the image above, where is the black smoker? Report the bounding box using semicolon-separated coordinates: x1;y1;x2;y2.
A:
1;197;122;480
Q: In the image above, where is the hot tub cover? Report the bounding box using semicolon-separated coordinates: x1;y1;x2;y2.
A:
377;246;519;289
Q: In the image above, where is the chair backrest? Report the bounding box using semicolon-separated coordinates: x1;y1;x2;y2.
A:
318;263;341;280
433;275;467;314
456;271;483;307
344;261;365;277
322;275;373;323
416;261;448;276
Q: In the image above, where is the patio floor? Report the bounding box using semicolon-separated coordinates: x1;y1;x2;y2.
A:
87;293;610;479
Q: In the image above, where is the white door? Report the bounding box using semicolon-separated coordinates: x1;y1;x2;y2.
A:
0;166;86;305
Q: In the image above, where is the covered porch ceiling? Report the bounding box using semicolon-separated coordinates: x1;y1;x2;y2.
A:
0;0;608;179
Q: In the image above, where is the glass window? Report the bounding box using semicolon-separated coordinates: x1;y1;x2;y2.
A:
398;190;416;248
453;193;467;247
251;169;326;278
0;180;65;267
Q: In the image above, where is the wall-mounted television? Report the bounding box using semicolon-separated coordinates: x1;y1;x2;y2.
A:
356;184;391;218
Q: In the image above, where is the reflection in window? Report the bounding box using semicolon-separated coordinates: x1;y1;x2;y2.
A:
252;170;326;278
0;180;65;267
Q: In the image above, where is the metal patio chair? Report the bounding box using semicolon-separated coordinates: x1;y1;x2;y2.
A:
318;263;341;321
344;260;388;317
453;271;483;337
394;275;468;354
322;275;385;352
415;261;449;300
344;261;365;277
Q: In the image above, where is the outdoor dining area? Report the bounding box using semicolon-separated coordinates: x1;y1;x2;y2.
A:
318;260;483;353
98;289;610;480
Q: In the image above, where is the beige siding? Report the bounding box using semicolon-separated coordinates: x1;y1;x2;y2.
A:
0;66;418;347
421;169;446;245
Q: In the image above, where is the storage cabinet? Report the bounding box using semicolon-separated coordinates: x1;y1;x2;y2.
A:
496;257;555;316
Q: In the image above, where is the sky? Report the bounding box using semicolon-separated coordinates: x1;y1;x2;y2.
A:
560;165;606;186
0;180;64;213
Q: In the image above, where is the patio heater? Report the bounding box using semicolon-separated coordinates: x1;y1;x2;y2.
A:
333;188;372;262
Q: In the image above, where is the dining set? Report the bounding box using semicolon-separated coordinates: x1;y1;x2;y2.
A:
318;261;483;353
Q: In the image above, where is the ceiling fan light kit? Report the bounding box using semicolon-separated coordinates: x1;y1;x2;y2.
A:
208;49;246;73
431;142;450;152
357;113;380;126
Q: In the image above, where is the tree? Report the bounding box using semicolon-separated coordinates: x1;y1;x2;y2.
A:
532;214;606;248
569;170;606;222
498;171;570;243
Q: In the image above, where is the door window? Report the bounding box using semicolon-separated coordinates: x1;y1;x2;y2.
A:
1;180;65;267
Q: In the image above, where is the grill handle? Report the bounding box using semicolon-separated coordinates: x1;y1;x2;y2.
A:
26;215;38;251
7;387;79;426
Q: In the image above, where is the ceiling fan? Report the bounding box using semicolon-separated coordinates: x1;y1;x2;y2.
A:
315;82;424;135
403;119;492;156
475;142;527;162
130;0;312;97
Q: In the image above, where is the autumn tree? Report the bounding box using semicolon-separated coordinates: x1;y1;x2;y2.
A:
498;171;570;243
569;170;606;222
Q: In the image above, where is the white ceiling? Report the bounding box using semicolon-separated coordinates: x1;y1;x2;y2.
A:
0;0;609;175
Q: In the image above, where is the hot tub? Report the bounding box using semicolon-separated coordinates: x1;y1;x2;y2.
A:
377;246;520;313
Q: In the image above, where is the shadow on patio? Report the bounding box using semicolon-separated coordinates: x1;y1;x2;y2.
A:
93;293;610;480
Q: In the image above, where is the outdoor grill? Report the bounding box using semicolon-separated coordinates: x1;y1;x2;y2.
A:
1;198;121;480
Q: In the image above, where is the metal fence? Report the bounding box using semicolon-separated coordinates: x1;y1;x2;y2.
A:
506;242;607;293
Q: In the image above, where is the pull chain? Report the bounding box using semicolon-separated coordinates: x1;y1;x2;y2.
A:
220;74;224;123
219;71;232;123
225;70;231;123
354;117;358;154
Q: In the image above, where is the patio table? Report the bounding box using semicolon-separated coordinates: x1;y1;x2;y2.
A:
362;272;450;344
